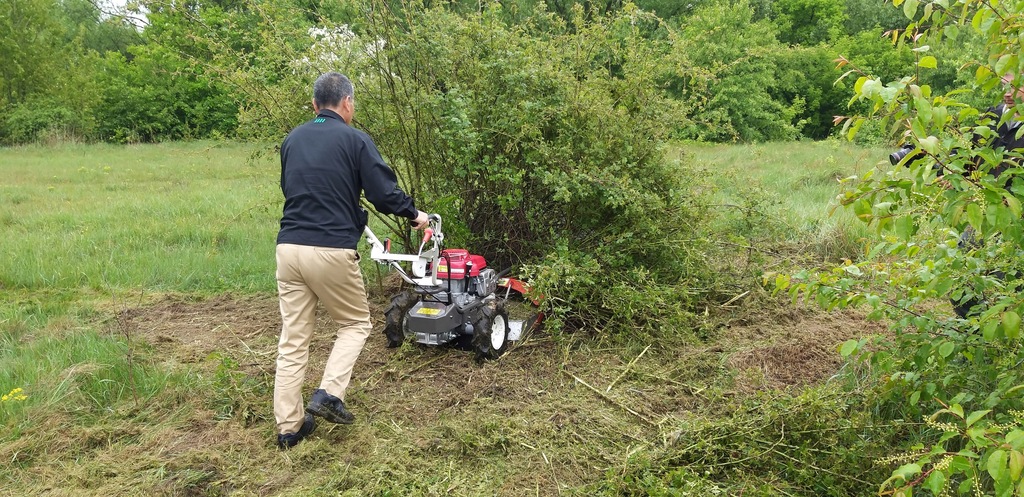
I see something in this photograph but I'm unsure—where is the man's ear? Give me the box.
[311,99,319,114]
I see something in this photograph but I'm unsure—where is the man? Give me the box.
[982,73,1024,179]
[952,73,1024,318]
[274,72,428,449]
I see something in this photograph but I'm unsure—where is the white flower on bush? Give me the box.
[293,24,386,75]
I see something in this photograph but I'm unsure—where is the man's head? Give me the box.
[1002,73,1024,107]
[312,72,355,124]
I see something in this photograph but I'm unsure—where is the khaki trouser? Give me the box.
[274,243,372,435]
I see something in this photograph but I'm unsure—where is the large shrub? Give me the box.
[187,1,717,337]
[340,3,714,336]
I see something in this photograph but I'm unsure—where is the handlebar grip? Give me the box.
[422,228,434,243]
[409,213,441,226]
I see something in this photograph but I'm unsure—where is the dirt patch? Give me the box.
[121,292,554,419]
[116,293,281,367]
[120,293,876,404]
[724,307,887,389]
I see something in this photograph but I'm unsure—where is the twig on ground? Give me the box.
[401,355,448,379]
[721,290,751,307]
[564,370,658,427]
[606,344,651,393]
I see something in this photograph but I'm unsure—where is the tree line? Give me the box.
[0,0,980,145]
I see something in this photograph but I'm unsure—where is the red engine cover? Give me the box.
[436,249,487,279]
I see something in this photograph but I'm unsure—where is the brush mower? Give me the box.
[363,214,542,361]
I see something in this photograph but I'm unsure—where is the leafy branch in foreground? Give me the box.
[776,0,1024,494]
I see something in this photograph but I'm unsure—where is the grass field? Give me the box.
[1,140,894,496]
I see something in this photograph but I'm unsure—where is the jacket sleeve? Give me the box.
[358,135,417,219]
[279,138,288,193]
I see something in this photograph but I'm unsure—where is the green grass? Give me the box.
[676,139,889,261]
[0,140,898,496]
[0,141,280,292]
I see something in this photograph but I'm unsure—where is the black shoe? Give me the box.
[305,388,355,424]
[277,413,316,449]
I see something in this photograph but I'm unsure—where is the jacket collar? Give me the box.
[316,108,345,123]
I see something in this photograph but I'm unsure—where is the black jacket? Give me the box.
[277,109,416,249]
[974,104,1024,181]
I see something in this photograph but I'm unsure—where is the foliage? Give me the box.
[779,0,1024,493]
[94,47,239,143]
[0,0,60,106]
[843,0,907,34]
[226,1,713,337]
[770,45,848,139]
[1,99,79,145]
[771,0,847,46]
[668,0,798,142]
[56,0,142,55]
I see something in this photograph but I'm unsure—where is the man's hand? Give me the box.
[411,210,429,230]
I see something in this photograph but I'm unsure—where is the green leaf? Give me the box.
[862,79,882,99]
[856,198,872,220]
[854,76,868,94]
[971,9,986,31]
[984,319,1001,341]
[976,65,994,85]
[925,470,946,495]
[1006,194,1022,219]
[920,135,940,154]
[967,202,983,231]
[966,410,991,428]
[895,215,916,239]
[1010,450,1023,481]
[995,54,1016,79]
[903,0,919,19]
[938,341,955,358]
[988,450,1008,481]
[895,462,922,480]
[1006,430,1024,450]
[1003,311,1021,340]
[839,339,859,357]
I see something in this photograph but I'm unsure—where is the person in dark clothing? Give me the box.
[274,72,428,449]
[952,74,1024,318]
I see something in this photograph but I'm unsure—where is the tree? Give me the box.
[842,0,906,34]
[56,0,142,56]
[771,0,846,46]
[770,45,847,139]
[0,0,60,105]
[670,0,797,141]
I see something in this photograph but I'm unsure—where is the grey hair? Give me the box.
[313,72,354,109]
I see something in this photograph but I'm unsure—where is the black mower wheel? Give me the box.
[383,291,417,348]
[472,303,510,361]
